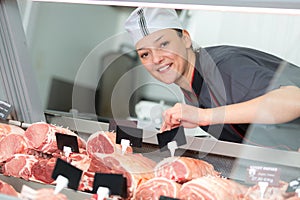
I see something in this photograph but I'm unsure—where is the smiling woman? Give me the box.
[135,29,194,87]
[2,0,299,140]
[124,6,300,149]
[1,1,300,200]
[11,0,300,115]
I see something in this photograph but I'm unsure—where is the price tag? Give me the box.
[286,177,300,193]
[51,158,83,190]
[109,119,137,132]
[92,173,127,198]
[246,166,281,187]
[157,126,186,152]
[116,125,143,148]
[55,132,79,153]
[0,100,13,120]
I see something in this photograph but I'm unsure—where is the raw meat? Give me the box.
[0,133,28,163]
[154,156,219,183]
[88,152,157,199]
[61,153,92,191]
[68,153,91,172]
[78,171,95,192]
[243,181,299,200]
[86,131,133,156]
[0,179,19,197]
[287,196,300,200]
[31,157,56,184]
[0,123,25,138]
[24,122,86,154]
[133,177,181,200]
[2,154,38,180]
[179,176,246,200]
[2,154,56,184]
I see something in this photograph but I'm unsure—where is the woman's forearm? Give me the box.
[205,86,300,125]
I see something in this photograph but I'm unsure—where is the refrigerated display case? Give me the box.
[0,0,300,199]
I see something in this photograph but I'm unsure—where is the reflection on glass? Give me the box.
[18,2,300,150]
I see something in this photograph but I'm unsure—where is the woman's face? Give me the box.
[135,29,193,85]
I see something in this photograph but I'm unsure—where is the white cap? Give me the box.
[124,7,183,45]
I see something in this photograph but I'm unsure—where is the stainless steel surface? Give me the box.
[48,115,300,168]
[0,174,92,200]
[0,194,19,200]
[0,0,45,123]
[31,0,300,10]
[49,115,108,134]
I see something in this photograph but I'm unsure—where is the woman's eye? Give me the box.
[160,41,169,48]
[140,52,148,58]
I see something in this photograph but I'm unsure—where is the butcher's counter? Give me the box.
[3,113,299,200]
[45,114,300,184]
[0,174,92,200]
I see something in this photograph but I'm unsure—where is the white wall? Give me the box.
[186,9,300,66]
[17,3,300,112]
[25,2,133,108]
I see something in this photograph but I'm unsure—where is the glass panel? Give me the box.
[17,1,300,149]
[9,1,300,198]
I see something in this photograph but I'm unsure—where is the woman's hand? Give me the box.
[160,103,210,132]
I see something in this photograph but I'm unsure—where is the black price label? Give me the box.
[55,132,79,153]
[157,126,186,152]
[246,166,280,187]
[0,100,13,120]
[286,177,300,193]
[116,125,143,148]
[92,173,127,198]
[51,158,83,190]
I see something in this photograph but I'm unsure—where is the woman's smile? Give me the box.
[157,63,172,73]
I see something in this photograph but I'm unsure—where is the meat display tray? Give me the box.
[0,174,92,200]
[47,115,300,183]
[0,194,19,200]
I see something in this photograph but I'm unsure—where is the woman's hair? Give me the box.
[173,28,199,51]
[174,29,183,37]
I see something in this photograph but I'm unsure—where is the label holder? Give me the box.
[55,132,79,153]
[156,126,187,152]
[51,158,83,191]
[92,173,127,198]
[116,125,143,148]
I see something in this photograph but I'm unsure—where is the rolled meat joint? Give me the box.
[133,177,181,200]
[244,181,300,200]
[0,123,25,138]
[2,154,56,184]
[86,131,133,156]
[0,123,28,164]
[179,176,247,200]
[88,152,157,199]
[0,179,19,197]
[0,132,29,163]
[24,122,86,154]
[2,154,39,181]
[154,156,220,183]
